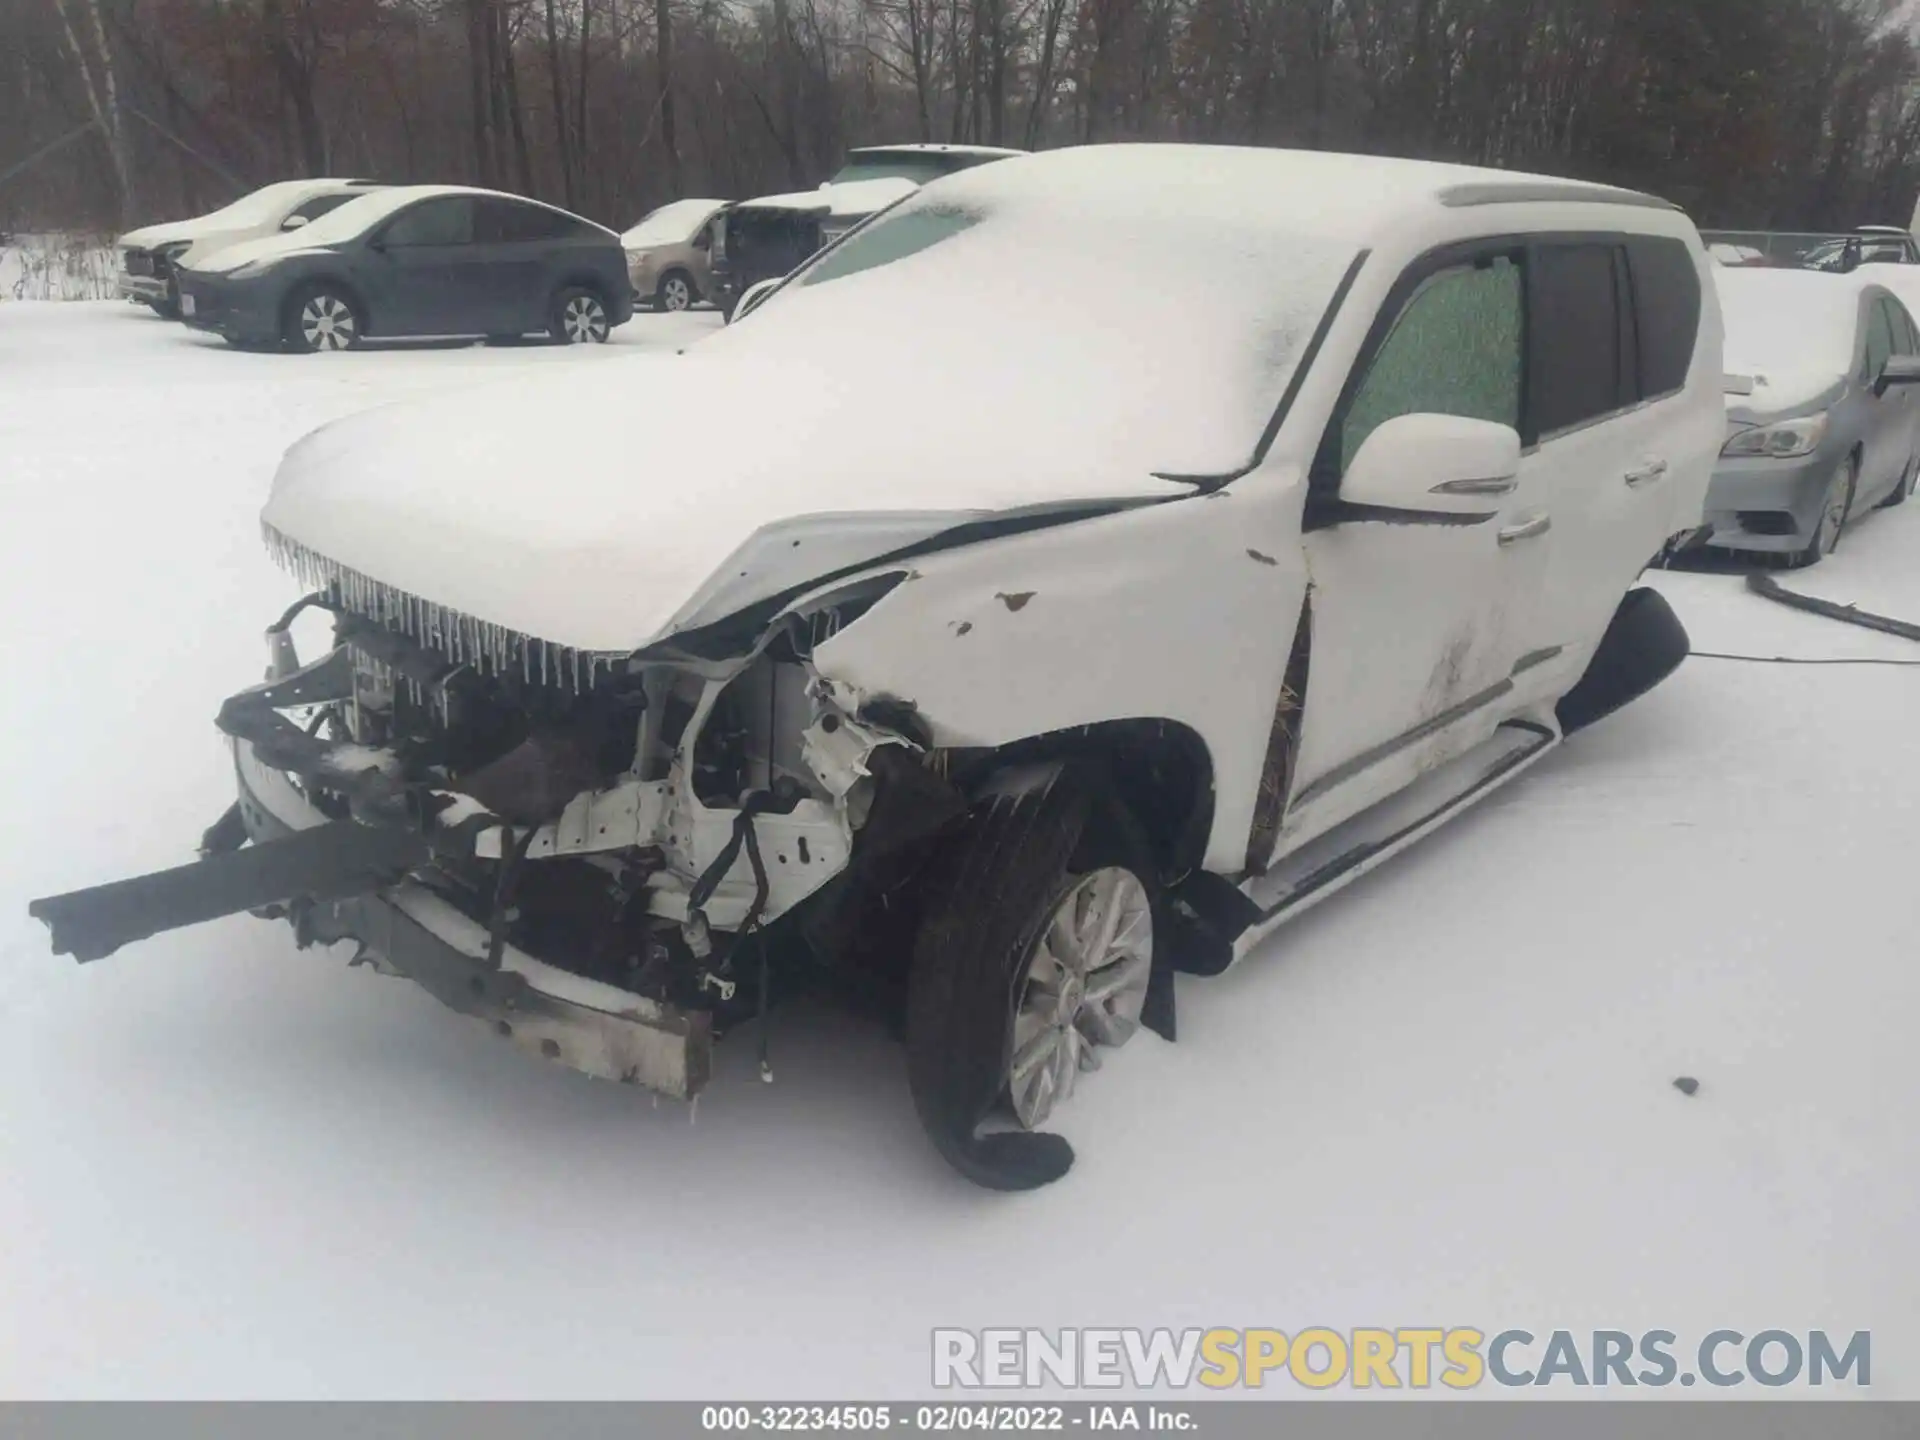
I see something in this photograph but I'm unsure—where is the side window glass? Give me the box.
[1529,243,1625,435]
[1626,237,1702,399]
[475,199,569,243]
[382,198,473,247]
[289,193,355,223]
[1864,302,1896,382]
[1336,257,1522,474]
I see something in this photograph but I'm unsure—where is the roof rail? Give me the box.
[1436,181,1678,213]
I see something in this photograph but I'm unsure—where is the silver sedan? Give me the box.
[1706,268,1920,565]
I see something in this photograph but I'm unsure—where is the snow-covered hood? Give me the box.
[264,170,1363,655]
[118,217,228,251]
[735,177,919,221]
[185,229,332,275]
[1723,367,1847,424]
[262,351,1182,654]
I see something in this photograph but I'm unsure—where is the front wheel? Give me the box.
[550,286,610,344]
[284,284,362,352]
[905,773,1158,1191]
[1791,454,1857,567]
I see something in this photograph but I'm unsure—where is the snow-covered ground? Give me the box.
[2,301,1917,1399]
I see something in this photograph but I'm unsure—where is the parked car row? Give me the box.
[114,142,1029,350]
[1700,225,1920,272]
[119,181,635,350]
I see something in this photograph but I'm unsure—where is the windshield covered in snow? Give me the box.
[1717,271,1861,375]
[622,198,723,248]
[725,173,1362,476]
[296,189,449,247]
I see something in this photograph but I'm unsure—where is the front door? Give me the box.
[1858,295,1920,505]
[362,196,475,336]
[1285,246,1552,845]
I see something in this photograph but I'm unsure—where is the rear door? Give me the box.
[471,198,572,335]
[363,196,474,336]
[1507,235,1708,705]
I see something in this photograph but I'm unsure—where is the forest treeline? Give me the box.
[4,0,1919,235]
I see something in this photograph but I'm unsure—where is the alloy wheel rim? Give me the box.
[663,278,690,310]
[301,296,355,351]
[564,296,607,342]
[1006,867,1154,1130]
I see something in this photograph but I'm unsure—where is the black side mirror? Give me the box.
[365,234,388,254]
[1875,355,1920,395]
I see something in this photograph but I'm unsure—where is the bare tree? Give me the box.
[49,0,134,222]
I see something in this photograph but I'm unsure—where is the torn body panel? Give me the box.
[802,477,1314,876]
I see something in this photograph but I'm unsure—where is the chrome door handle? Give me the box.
[1498,513,1552,546]
[1625,460,1670,488]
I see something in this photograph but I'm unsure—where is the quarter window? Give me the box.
[1335,256,1523,474]
[1891,299,1920,354]
[1864,301,1897,382]
[1529,243,1627,436]
[1625,237,1701,399]
[477,199,581,242]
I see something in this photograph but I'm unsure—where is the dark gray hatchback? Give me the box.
[176,185,634,352]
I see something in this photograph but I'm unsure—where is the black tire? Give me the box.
[654,269,697,313]
[282,283,363,353]
[1556,587,1691,737]
[549,285,610,344]
[1790,453,1857,567]
[905,768,1161,1192]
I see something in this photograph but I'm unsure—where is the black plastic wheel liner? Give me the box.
[1556,586,1691,736]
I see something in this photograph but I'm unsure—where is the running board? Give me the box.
[1232,721,1557,963]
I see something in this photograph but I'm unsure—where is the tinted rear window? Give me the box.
[1627,237,1702,397]
[1529,243,1625,435]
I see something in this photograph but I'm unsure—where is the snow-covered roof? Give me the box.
[187,185,613,273]
[731,177,920,220]
[621,198,726,248]
[911,143,1667,242]
[847,143,1027,159]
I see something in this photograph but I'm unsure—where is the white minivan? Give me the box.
[35,146,1722,1191]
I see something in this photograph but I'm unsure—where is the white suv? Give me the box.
[116,178,384,317]
[34,146,1721,1191]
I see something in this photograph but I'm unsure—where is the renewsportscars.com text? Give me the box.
[931,1328,1871,1391]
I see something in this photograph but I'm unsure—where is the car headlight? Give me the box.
[228,257,281,281]
[1721,412,1831,459]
